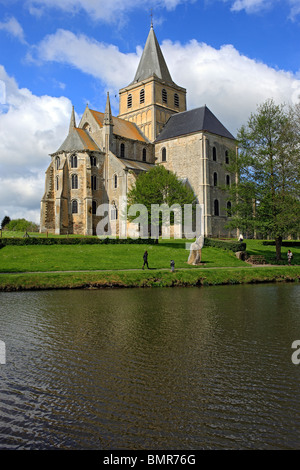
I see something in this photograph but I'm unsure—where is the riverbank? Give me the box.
[0,265,299,291]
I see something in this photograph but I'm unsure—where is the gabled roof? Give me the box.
[155,106,235,142]
[119,158,155,172]
[131,25,174,85]
[90,109,147,142]
[54,127,99,153]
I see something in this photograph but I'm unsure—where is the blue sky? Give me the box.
[0,0,300,224]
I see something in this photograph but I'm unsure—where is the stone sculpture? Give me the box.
[187,235,204,265]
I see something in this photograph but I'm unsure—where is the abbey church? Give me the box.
[40,25,237,237]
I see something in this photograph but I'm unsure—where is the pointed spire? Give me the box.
[103,92,113,126]
[69,105,76,132]
[132,25,173,84]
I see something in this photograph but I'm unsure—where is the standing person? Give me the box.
[287,249,293,266]
[142,250,149,269]
[170,260,175,272]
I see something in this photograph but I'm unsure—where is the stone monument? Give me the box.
[187,235,204,265]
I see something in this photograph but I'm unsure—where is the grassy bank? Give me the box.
[0,266,299,291]
[0,237,299,291]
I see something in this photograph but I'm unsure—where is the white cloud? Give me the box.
[0,65,73,223]
[229,0,274,13]
[220,0,300,18]
[32,29,300,134]
[161,39,300,134]
[0,16,26,43]
[26,0,192,23]
[29,29,139,91]
[288,0,300,19]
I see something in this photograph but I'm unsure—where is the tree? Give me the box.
[127,165,196,237]
[6,218,39,232]
[227,99,300,260]
[1,216,11,229]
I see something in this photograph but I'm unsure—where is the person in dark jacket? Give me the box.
[142,250,149,269]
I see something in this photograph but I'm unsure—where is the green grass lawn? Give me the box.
[0,237,299,274]
[0,240,246,273]
[244,239,300,265]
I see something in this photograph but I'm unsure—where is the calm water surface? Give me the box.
[0,284,300,450]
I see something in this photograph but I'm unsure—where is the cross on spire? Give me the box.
[150,8,153,28]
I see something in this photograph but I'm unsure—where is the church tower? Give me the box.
[118,24,186,142]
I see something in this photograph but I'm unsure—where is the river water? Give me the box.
[0,283,300,450]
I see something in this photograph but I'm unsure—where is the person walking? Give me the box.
[142,250,149,269]
[287,249,293,266]
[170,260,175,272]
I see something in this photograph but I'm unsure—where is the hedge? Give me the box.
[262,241,300,247]
[0,236,246,252]
[0,237,156,247]
[204,238,246,252]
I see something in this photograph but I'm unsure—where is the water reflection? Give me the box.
[0,284,300,449]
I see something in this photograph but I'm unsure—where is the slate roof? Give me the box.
[90,109,147,142]
[119,158,155,172]
[131,25,174,85]
[55,127,99,153]
[155,106,235,142]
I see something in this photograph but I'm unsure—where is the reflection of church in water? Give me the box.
[40,24,236,237]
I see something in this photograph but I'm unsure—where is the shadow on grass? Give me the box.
[158,242,191,250]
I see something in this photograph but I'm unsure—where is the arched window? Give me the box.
[227,201,232,217]
[120,143,125,158]
[114,174,118,189]
[226,175,231,186]
[72,200,78,214]
[83,122,92,133]
[56,176,59,191]
[174,93,179,108]
[55,156,60,170]
[225,150,229,164]
[90,156,97,167]
[213,172,218,187]
[70,154,77,168]
[92,200,97,215]
[91,175,97,191]
[162,88,167,104]
[214,199,219,216]
[140,89,145,104]
[162,147,166,162]
[71,174,78,189]
[213,147,217,161]
[142,148,146,162]
[111,202,118,220]
[127,94,132,108]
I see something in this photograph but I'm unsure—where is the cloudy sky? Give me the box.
[0,0,299,224]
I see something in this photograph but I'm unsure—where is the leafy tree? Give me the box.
[1,216,11,229]
[6,218,39,233]
[127,165,196,237]
[227,99,300,260]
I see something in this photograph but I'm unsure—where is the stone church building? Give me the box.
[40,25,237,237]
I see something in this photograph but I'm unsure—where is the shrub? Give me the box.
[204,238,246,252]
[0,237,156,246]
[262,241,300,247]
[6,218,39,232]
